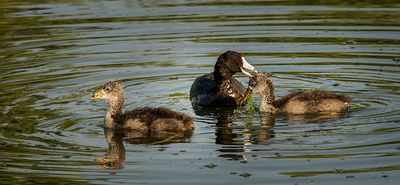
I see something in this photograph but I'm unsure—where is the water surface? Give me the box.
[1,0,400,184]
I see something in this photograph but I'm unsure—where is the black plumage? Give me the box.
[190,51,257,107]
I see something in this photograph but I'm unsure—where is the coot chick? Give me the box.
[246,73,351,114]
[92,81,194,132]
[190,51,257,107]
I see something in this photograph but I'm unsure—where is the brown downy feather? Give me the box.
[248,73,351,114]
[119,107,194,130]
[92,81,194,131]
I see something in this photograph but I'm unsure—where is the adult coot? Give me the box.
[190,51,257,107]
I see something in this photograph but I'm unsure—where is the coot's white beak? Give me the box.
[240,57,258,77]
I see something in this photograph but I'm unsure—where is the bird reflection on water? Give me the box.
[96,128,193,169]
[96,101,350,169]
[193,106,275,146]
[96,129,125,169]
[193,104,350,161]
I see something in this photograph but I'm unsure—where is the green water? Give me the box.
[0,0,399,184]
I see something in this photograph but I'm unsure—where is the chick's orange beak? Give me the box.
[91,90,104,100]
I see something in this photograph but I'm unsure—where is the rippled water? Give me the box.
[1,0,400,184]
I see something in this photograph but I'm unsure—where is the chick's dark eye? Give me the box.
[105,88,110,91]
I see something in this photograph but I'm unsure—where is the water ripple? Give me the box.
[0,0,399,184]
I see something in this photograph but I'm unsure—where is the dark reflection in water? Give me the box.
[97,129,126,169]
[251,113,275,145]
[193,106,240,145]
[194,104,351,146]
[122,128,193,145]
[216,112,275,161]
[284,112,351,124]
[194,105,276,145]
[97,128,193,169]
